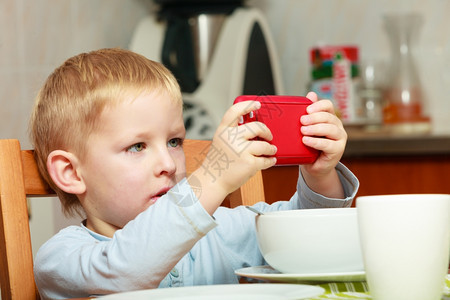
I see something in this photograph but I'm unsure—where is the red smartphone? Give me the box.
[233,95,319,165]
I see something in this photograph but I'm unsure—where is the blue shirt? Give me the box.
[34,164,358,299]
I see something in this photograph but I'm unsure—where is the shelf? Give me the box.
[344,127,450,157]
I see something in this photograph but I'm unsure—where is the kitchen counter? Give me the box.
[344,127,450,157]
[263,127,450,204]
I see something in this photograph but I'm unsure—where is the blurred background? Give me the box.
[1,0,449,256]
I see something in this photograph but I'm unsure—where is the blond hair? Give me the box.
[30,48,182,217]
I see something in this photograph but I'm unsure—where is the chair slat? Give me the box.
[0,140,39,299]
[21,150,55,196]
[183,139,265,207]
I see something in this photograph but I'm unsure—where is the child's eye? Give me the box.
[127,143,146,152]
[168,138,183,148]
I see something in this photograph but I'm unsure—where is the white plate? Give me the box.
[235,265,366,283]
[98,283,324,300]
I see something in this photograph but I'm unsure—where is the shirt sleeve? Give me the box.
[184,163,359,286]
[34,178,217,299]
[296,162,359,209]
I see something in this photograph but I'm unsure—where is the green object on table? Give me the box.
[307,275,450,300]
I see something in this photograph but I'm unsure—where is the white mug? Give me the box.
[357,194,450,300]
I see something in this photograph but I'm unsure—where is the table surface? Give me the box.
[310,274,449,299]
[82,273,449,299]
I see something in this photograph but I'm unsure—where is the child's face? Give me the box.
[78,91,186,236]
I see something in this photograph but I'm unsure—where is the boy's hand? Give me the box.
[299,92,347,198]
[190,101,277,213]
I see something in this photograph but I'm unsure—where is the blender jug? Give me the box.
[382,13,430,133]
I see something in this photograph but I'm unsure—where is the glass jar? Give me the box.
[382,13,430,133]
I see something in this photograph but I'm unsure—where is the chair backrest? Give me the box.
[0,139,48,299]
[183,139,265,207]
[0,139,265,299]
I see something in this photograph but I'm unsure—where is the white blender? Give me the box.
[130,0,284,139]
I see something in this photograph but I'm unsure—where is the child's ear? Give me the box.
[47,150,86,195]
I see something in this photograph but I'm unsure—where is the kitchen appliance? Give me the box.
[129,0,284,139]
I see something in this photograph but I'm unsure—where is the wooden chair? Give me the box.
[0,139,265,299]
[184,139,265,207]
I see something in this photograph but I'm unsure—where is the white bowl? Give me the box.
[255,208,364,274]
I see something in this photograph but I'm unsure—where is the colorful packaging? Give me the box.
[309,45,362,124]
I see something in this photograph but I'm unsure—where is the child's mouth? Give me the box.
[150,189,170,203]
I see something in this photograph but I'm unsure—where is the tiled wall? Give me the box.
[0,0,153,148]
[1,0,449,255]
[0,0,154,256]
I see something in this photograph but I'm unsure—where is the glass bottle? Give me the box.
[382,13,430,132]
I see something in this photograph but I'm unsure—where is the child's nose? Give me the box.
[154,148,176,176]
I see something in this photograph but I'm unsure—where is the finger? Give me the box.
[306,92,318,102]
[302,135,345,155]
[217,121,273,149]
[242,121,273,141]
[306,99,335,114]
[255,156,277,170]
[221,101,261,127]
[301,111,343,128]
[246,140,277,157]
[301,123,346,141]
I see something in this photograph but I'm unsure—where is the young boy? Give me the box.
[30,48,358,299]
